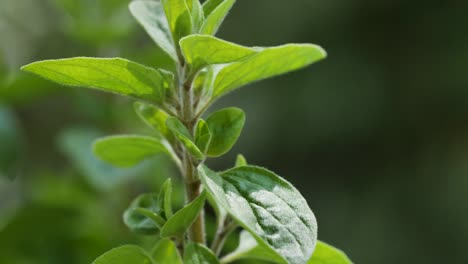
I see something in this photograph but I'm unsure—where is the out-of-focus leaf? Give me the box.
[129,1,178,62]
[152,238,183,264]
[0,105,22,179]
[235,154,247,167]
[184,242,220,264]
[308,241,353,264]
[160,192,206,238]
[134,102,175,142]
[205,107,245,157]
[199,166,317,264]
[200,0,235,35]
[123,193,165,235]
[158,178,174,219]
[92,245,154,264]
[22,57,174,104]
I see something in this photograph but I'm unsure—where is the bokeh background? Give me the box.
[1,0,468,263]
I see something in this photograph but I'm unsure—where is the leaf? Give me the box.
[134,102,174,142]
[21,57,174,104]
[152,238,183,264]
[212,44,327,99]
[198,166,317,264]
[202,0,223,16]
[129,1,178,62]
[92,245,154,264]
[93,135,172,168]
[160,192,206,238]
[308,241,353,264]
[235,154,247,167]
[123,193,166,235]
[161,0,193,44]
[184,243,220,264]
[166,117,205,160]
[0,105,22,180]
[158,178,174,219]
[221,230,286,264]
[205,107,245,157]
[179,35,256,70]
[200,0,235,35]
[194,119,212,154]
[190,0,205,32]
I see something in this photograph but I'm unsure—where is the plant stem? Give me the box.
[211,218,238,256]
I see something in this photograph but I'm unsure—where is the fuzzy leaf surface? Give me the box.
[205,107,245,157]
[92,245,153,264]
[184,243,220,264]
[199,166,317,264]
[21,57,173,104]
[308,242,353,264]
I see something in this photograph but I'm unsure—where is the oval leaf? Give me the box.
[166,117,205,160]
[92,245,154,264]
[160,192,206,238]
[134,102,174,142]
[198,166,317,264]
[152,238,183,264]
[21,57,173,104]
[123,193,165,235]
[194,119,212,154]
[205,107,245,157]
[93,135,172,168]
[129,1,178,62]
[308,241,353,264]
[200,0,235,35]
[184,243,220,264]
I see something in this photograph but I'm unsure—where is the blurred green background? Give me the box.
[1,0,468,263]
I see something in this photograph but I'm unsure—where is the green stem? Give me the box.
[211,218,237,256]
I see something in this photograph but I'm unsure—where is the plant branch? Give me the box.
[211,217,238,256]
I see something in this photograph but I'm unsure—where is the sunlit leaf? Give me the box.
[235,154,247,167]
[200,0,235,35]
[308,241,353,264]
[152,238,183,264]
[161,0,193,44]
[205,107,245,157]
[92,245,154,264]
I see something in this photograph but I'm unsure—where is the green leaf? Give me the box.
[134,102,174,142]
[221,230,286,264]
[198,166,317,264]
[200,0,235,35]
[92,245,154,264]
[160,192,206,238]
[158,178,174,219]
[21,57,174,104]
[161,0,193,44]
[93,135,173,168]
[205,107,245,157]
[180,35,256,70]
[129,1,178,62]
[202,0,223,16]
[184,243,220,264]
[123,193,166,235]
[190,0,205,32]
[166,117,205,160]
[212,43,327,99]
[308,241,353,264]
[152,238,183,264]
[235,154,247,167]
[194,119,212,154]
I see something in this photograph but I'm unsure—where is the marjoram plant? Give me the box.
[21,0,353,263]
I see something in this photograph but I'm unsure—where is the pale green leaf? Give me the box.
[202,0,223,16]
[190,0,205,32]
[160,192,206,238]
[205,107,245,157]
[235,154,247,167]
[161,0,193,44]
[308,241,353,264]
[134,102,174,142]
[194,119,212,154]
[93,135,171,168]
[184,243,220,264]
[129,1,178,61]
[92,245,154,264]
[200,0,235,35]
[213,44,327,99]
[123,193,166,235]
[198,166,317,264]
[179,35,256,70]
[21,57,173,104]
[221,230,286,264]
[158,178,174,219]
[166,117,205,160]
[152,238,183,264]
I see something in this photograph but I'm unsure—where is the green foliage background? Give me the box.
[1,0,467,263]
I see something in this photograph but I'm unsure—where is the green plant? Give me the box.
[21,0,352,263]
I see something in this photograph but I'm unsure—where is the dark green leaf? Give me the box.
[92,245,154,264]
[205,107,245,157]
[134,102,174,142]
[21,57,174,104]
[161,0,193,44]
[194,119,212,154]
[93,135,175,168]
[0,105,22,180]
[129,1,178,62]
[158,178,174,219]
[200,0,235,35]
[184,243,220,264]
[166,117,205,160]
[180,35,256,70]
[160,192,206,238]
[198,166,317,264]
[152,238,183,264]
[308,241,353,264]
[202,0,223,16]
[123,193,166,235]
[235,154,247,167]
